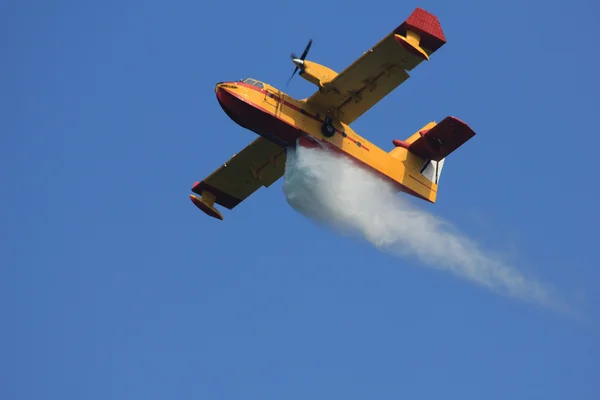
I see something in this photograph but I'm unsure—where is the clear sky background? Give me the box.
[3,0,600,399]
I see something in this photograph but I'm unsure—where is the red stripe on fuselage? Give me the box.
[220,82,432,201]
[216,87,303,146]
[233,81,370,151]
[217,83,433,202]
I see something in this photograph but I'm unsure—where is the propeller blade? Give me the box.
[300,39,312,60]
[286,39,313,87]
[286,66,299,85]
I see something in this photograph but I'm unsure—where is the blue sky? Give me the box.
[3,0,600,398]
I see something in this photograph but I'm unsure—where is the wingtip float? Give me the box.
[190,7,476,221]
[189,194,223,221]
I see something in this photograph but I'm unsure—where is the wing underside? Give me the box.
[190,136,286,219]
[306,8,447,125]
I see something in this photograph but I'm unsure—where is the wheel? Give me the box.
[321,122,335,137]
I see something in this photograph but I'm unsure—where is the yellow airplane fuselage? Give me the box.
[215,79,438,202]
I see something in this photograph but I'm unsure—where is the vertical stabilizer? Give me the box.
[420,158,445,185]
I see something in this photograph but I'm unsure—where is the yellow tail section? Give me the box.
[389,116,476,202]
[389,121,445,202]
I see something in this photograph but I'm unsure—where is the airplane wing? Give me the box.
[190,136,286,220]
[305,8,447,125]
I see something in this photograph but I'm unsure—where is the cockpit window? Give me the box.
[242,78,264,89]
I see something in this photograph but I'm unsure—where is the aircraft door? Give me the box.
[264,88,281,117]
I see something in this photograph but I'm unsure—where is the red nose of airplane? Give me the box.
[216,81,234,104]
[215,82,247,129]
[215,82,231,107]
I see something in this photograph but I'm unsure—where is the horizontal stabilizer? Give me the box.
[393,116,476,161]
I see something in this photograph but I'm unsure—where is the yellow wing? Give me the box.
[306,8,447,125]
[190,136,286,220]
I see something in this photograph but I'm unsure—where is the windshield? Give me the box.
[241,78,265,89]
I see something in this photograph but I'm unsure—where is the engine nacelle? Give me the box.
[298,60,338,88]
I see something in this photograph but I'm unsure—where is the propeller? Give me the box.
[286,39,312,85]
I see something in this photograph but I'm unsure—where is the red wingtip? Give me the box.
[406,8,446,43]
[395,8,446,53]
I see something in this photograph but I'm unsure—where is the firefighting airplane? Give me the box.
[190,7,476,220]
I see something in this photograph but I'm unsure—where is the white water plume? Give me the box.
[282,144,566,311]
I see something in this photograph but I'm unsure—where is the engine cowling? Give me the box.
[295,60,338,88]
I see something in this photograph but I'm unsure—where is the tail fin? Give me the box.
[389,116,476,193]
[419,157,445,185]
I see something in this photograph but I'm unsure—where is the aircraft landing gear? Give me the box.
[321,116,335,138]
